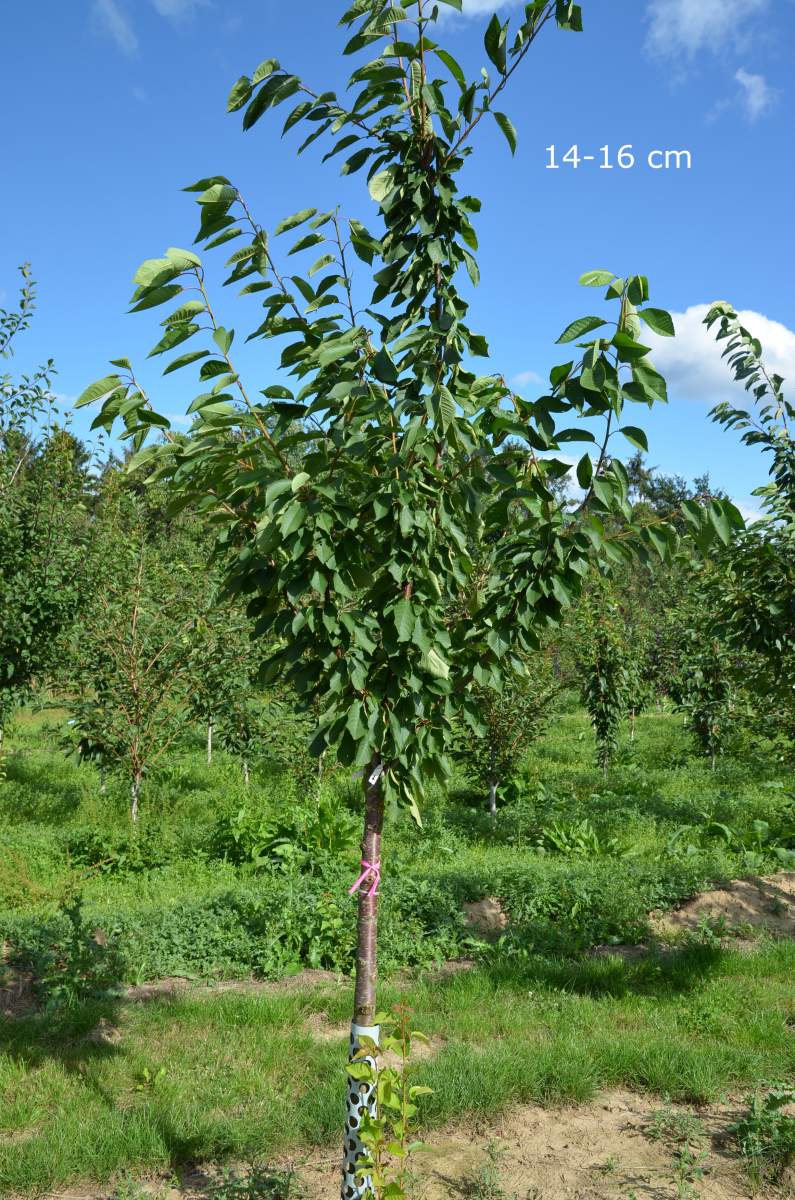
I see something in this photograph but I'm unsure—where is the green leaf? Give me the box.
[576,454,593,489]
[75,375,123,408]
[434,48,466,89]
[627,275,649,305]
[165,246,201,268]
[130,284,182,313]
[183,175,231,193]
[199,359,231,380]
[288,232,324,256]
[439,386,456,431]
[252,58,279,85]
[265,478,292,505]
[579,270,614,287]
[639,307,675,337]
[619,425,649,452]
[132,259,171,289]
[484,15,507,74]
[163,349,209,376]
[275,208,318,236]
[423,647,449,680]
[368,168,394,205]
[279,502,306,537]
[212,327,234,355]
[163,300,206,325]
[227,75,252,112]
[556,315,606,344]
[708,502,732,545]
[493,111,517,155]
[394,599,414,643]
[372,347,398,385]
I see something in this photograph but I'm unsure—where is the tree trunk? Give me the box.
[342,756,385,1200]
[242,759,250,787]
[207,718,213,766]
[630,710,636,742]
[130,772,141,823]
[99,765,107,795]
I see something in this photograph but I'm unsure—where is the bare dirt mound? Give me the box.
[463,895,509,940]
[655,872,795,939]
[23,1089,789,1200]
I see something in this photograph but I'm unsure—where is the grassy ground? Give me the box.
[2,942,794,1194]
[1,707,794,1194]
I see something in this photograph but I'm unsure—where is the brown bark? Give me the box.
[352,755,385,1027]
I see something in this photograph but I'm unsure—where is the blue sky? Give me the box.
[2,0,793,516]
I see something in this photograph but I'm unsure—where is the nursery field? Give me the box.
[2,709,794,1199]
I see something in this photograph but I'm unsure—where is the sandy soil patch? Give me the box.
[20,1088,792,1199]
[655,872,795,940]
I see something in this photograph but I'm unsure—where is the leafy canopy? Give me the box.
[79,0,734,818]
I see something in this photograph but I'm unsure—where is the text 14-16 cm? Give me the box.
[546,144,692,170]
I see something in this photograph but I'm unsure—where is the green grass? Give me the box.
[1,704,794,1193]
[1,941,794,1194]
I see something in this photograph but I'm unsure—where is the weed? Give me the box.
[4,892,125,1012]
[466,1141,515,1200]
[730,1082,795,1188]
[134,1065,167,1093]
[670,1142,709,1199]
[208,1165,300,1200]
[598,1154,619,1174]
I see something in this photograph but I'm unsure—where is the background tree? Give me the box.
[575,580,631,771]
[676,628,738,768]
[454,651,561,818]
[187,598,262,768]
[80,3,735,1192]
[61,485,206,821]
[704,302,795,758]
[0,267,91,750]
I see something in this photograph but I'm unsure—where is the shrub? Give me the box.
[4,894,125,1011]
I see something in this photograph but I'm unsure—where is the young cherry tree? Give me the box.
[62,485,206,821]
[453,652,562,818]
[79,2,734,1192]
[704,303,795,754]
[575,580,631,771]
[0,267,90,748]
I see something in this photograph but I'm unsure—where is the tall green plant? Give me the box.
[704,303,795,755]
[454,653,561,817]
[0,267,90,742]
[79,3,733,1191]
[61,485,206,820]
[576,583,631,771]
[676,629,737,768]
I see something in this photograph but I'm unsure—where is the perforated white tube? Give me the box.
[341,1021,380,1200]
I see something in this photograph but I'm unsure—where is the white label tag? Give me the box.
[368,762,384,786]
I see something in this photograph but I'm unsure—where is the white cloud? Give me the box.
[150,0,209,17]
[511,369,543,389]
[734,67,775,120]
[733,499,764,524]
[92,0,138,55]
[645,0,768,59]
[643,304,795,404]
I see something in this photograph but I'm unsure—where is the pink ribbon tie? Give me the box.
[349,859,381,899]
